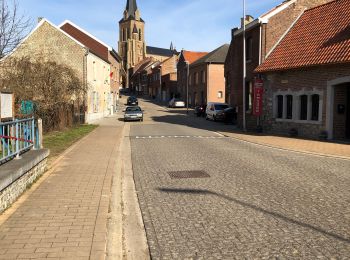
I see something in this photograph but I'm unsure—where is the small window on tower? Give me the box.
[139,29,142,41]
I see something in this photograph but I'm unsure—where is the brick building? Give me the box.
[187,44,229,107]
[225,0,333,130]
[129,57,154,95]
[177,50,208,102]
[147,54,178,102]
[60,20,123,113]
[3,19,116,123]
[256,0,350,140]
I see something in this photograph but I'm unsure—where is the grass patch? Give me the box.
[43,124,98,159]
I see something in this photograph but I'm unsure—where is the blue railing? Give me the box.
[0,118,35,165]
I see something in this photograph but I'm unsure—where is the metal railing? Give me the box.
[0,118,35,165]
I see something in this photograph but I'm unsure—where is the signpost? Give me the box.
[0,92,14,122]
[253,79,264,116]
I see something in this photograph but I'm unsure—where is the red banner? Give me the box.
[253,79,264,116]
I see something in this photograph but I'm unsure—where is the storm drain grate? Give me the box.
[168,170,210,179]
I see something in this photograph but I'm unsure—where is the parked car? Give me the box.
[127,96,138,106]
[194,104,207,117]
[205,102,230,121]
[223,107,237,124]
[168,98,185,108]
[124,106,143,122]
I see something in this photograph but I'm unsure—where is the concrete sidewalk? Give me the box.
[0,117,123,260]
[219,130,350,159]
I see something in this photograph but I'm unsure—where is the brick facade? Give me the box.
[225,0,333,130]
[187,63,226,107]
[261,63,350,139]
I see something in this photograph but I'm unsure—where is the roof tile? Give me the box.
[183,51,209,64]
[256,0,350,73]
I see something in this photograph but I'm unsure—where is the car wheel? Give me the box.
[206,115,209,120]
[213,115,217,122]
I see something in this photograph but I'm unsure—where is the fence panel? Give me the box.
[0,118,35,165]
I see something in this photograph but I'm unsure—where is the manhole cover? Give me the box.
[168,170,210,179]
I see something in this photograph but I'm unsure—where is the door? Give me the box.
[346,87,350,138]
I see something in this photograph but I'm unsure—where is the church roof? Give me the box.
[126,0,137,17]
[146,46,177,57]
[120,0,144,23]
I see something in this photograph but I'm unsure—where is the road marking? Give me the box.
[133,135,227,140]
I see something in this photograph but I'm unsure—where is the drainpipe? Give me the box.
[83,48,89,123]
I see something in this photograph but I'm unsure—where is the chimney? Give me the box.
[231,27,239,39]
[37,17,43,23]
[241,15,254,28]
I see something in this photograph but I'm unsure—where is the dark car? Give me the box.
[127,96,138,106]
[124,106,143,122]
[223,107,237,124]
[194,104,207,117]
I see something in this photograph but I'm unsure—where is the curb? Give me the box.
[219,132,350,161]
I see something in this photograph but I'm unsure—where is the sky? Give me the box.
[20,0,283,52]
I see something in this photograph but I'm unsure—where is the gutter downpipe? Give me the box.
[83,48,89,124]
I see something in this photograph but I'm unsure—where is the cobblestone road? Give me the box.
[131,99,350,259]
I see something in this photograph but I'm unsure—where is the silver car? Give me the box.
[124,106,143,122]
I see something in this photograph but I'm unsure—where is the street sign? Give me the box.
[253,79,264,116]
[20,100,34,115]
[0,92,14,120]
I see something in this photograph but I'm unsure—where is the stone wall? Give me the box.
[0,149,49,214]
[9,20,86,82]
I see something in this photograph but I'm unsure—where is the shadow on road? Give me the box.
[157,187,350,244]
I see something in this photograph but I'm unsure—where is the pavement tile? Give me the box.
[0,118,123,259]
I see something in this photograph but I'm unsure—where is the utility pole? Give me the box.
[242,0,247,131]
[185,61,189,114]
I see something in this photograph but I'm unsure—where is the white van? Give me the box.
[206,102,230,121]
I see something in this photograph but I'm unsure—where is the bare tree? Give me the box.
[0,57,88,131]
[0,0,31,58]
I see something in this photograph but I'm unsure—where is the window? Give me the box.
[245,81,253,111]
[195,72,199,85]
[311,94,320,121]
[218,91,223,99]
[277,95,283,118]
[139,29,142,41]
[189,75,192,86]
[300,95,308,120]
[286,95,293,119]
[246,37,253,61]
[127,28,130,39]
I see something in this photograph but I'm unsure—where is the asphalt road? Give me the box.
[126,97,350,259]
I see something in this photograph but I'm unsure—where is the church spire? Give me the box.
[125,0,138,17]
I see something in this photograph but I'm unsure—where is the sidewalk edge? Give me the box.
[219,132,350,161]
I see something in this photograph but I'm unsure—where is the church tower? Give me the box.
[119,0,146,87]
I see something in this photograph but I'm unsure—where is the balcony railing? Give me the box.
[0,118,35,165]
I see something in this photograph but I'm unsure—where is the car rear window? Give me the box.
[215,104,229,110]
[126,107,141,112]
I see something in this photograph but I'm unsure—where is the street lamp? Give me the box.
[242,0,247,131]
[185,61,189,114]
